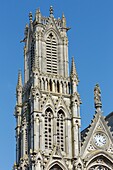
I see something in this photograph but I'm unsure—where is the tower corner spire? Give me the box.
[35,8,42,23]
[16,70,22,90]
[62,13,66,27]
[70,56,79,82]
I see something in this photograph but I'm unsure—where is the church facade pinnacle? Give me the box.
[14,7,113,170]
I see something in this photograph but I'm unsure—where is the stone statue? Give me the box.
[94,84,102,109]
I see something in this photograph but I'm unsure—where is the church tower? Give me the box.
[14,7,81,170]
[14,6,113,170]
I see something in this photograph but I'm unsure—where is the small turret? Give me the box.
[35,8,42,23]
[16,70,22,105]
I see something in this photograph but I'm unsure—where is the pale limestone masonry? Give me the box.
[14,7,113,170]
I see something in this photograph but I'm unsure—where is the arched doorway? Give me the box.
[50,164,63,170]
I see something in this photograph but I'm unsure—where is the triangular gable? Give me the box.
[81,111,113,159]
[43,16,62,39]
[36,151,43,161]
[42,93,55,112]
[30,86,41,99]
[56,96,71,118]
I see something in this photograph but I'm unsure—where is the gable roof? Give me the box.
[81,110,113,159]
[81,111,113,143]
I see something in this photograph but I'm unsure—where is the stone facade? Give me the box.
[14,7,113,170]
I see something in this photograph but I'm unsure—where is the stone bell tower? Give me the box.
[14,6,81,170]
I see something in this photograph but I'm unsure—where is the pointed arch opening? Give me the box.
[57,109,65,151]
[49,79,52,91]
[30,39,35,71]
[87,154,113,170]
[46,32,58,74]
[50,164,63,170]
[45,108,53,149]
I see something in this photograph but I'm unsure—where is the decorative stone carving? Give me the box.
[94,84,102,109]
[89,165,110,170]
[97,124,103,130]
[87,144,95,152]
[107,144,113,153]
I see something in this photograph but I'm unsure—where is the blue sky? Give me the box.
[0,1,113,169]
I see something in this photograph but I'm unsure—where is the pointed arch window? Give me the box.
[57,110,65,151]
[46,33,58,74]
[45,108,53,149]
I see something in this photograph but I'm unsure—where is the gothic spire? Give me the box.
[71,56,78,79]
[70,57,79,94]
[94,84,102,111]
[17,70,22,89]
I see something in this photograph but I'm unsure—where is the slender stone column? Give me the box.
[40,116,45,150]
[67,119,72,157]
[53,116,57,146]
[34,116,40,151]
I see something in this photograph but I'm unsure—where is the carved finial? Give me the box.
[13,162,17,170]
[94,84,102,110]
[50,6,54,17]
[24,24,28,36]
[29,12,33,22]
[35,8,41,23]
[62,13,66,27]
[37,8,40,13]
[29,12,33,32]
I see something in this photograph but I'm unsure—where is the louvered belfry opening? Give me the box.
[46,33,58,74]
[45,108,53,149]
[30,40,34,70]
[57,110,65,151]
